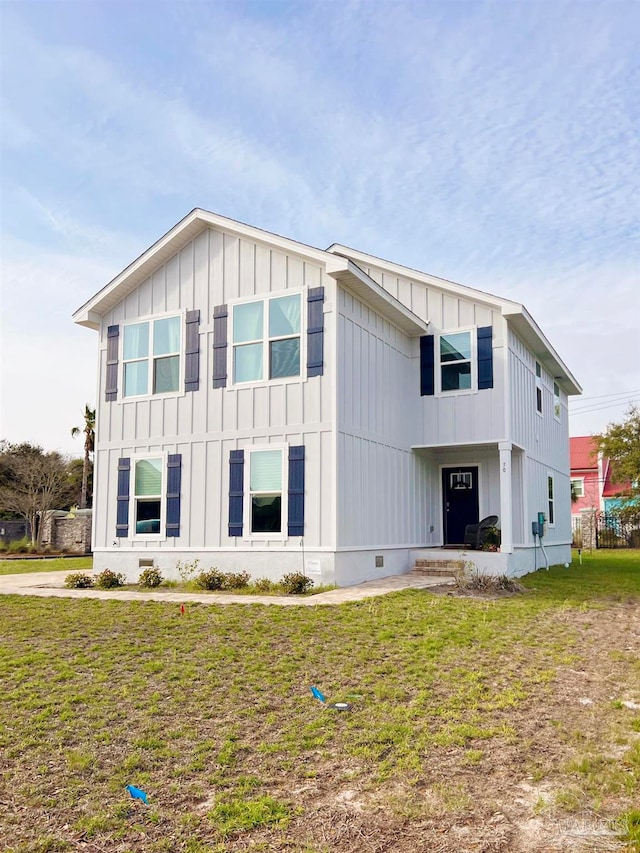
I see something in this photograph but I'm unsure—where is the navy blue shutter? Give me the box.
[477,326,494,390]
[287,445,305,537]
[116,457,130,537]
[166,454,182,537]
[228,450,244,537]
[185,311,200,392]
[213,305,228,388]
[307,287,325,377]
[420,335,435,396]
[106,325,119,401]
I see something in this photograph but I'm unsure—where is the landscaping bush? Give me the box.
[455,572,524,593]
[7,537,30,554]
[176,558,200,583]
[95,569,126,589]
[138,566,163,588]
[223,571,251,590]
[280,572,314,595]
[64,572,95,589]
[194,568,226,590]
[254,577,276,593]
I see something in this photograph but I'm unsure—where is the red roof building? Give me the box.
[570,436,630,514]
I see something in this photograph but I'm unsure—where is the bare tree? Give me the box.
[71,405,95,509]
[0,442,75,547]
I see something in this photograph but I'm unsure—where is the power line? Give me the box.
[570,397,638,416]
[569,389,640,404]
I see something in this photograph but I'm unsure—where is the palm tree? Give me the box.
[71,405,95,509]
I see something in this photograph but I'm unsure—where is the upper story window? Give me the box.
[123,315,181,397]
[232,294,301,384]
[535,362,543,414]
[554,382,561,420]
[439,330,473,392]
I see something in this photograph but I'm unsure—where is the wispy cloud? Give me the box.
[0,0,638,449]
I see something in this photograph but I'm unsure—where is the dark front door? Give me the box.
[442,466,479,545]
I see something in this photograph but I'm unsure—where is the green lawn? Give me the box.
[0,556,93,575]
[0,551,638,852]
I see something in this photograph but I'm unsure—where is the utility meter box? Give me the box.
[532,513,546,538]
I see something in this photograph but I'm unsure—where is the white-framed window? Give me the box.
[554,382,561,420]
[535,362,543,415]
[547,474,555,526]
[232,293,302,384]
[132,456,165,536]
[571,478,584,498]
[437,329,475,393]
[245,446,287,536]
[123,314,182,397]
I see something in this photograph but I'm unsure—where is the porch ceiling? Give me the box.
[411,440,525,454]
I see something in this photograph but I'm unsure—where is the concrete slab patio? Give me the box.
[0,570,454,606]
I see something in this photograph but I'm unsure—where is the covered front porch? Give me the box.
[411,439,527,557]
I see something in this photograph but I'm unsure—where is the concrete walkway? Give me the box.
[0,570,453,606]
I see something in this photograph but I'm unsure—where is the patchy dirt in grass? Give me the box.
[200,602,638,853]
[1,595,638,852]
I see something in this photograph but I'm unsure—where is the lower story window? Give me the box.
[249,449,283,533]
[547,475,555,526]
[134,458,163,534]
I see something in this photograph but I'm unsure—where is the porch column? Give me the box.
[498,441,513,553]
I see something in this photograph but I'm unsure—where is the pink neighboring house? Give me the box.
[570,436,630,515]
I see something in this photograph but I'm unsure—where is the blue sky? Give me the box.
[1,0,638,455]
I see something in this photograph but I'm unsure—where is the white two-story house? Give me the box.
[73,209,581,586]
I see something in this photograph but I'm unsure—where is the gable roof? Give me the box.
[72,208,427,337]
[328,244,581,396]
[73,207,581,393]
[570,436,598,471]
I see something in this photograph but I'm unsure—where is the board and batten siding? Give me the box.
[93,226,335,554]
[353,261,506,446]
[508,328,571,545]
[336,285,429,548]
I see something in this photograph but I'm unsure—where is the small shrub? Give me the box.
[254,577,275,593]
[65,572,95,589]
[95,569,126,589]
[7,536,30,554]
[176,558,200,583]
[195,568,226,590]
[223,571,251,590]
[455,572,524,593]
[138,566,163,588]
[280,572,314,595]
[0,540,7,552]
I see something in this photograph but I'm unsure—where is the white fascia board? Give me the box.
[326,243,518,313]
[326,257,428,336]
[75,310,102,331]
[73,208,339,327]
[502,304,582,396]
[411,439,527,452]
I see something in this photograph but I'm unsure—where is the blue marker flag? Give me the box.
[126,784,148,804]
[310,686,326,703]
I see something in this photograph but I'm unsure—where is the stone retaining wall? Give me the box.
[40,515,92,555]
